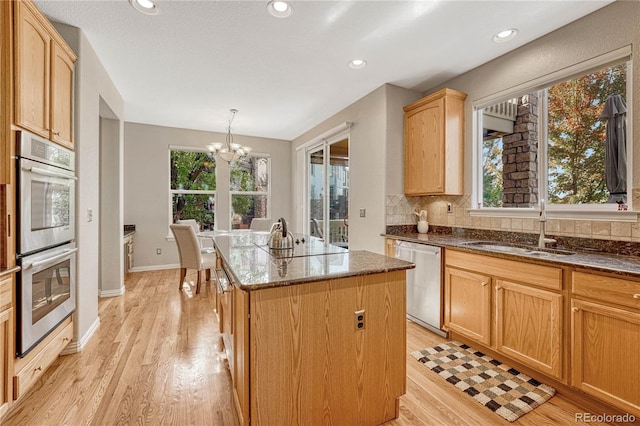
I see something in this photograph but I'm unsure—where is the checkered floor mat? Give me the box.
[412,341,556,422]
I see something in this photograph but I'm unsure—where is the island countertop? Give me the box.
[199,230,414,291]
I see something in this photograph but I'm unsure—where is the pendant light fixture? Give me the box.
[207,109,253,163]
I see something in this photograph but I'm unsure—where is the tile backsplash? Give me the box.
[386,192,640,242]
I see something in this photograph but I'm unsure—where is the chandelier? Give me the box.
[207,109,253,163]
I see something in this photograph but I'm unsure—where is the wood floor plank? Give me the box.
[2,268,625,425]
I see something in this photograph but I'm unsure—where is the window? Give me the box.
[170,149,216,230]
[230,154,270,229]
[476,58,630,213]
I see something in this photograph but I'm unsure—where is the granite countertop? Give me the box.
[383,232,640,278]
[199,230,414,291]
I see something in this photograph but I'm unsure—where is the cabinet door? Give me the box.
[404,98,444,195]
[233,286,249,426]
[496,280,563,379]
[1,0,11,185]
[444,266,491,345]
[0,307,13,418]
[0,275,14,418]
[571,299,640,415]
[50,41,74,149]
[15,2,50,138]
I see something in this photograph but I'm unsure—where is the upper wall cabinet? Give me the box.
[14,0,76,150]
[1,0,12,185]
[403,88,466,195]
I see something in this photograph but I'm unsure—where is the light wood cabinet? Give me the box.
[1,0,12,185]
[495,279,563,379]
[14,0,76,149]
[444,266,491,345]
[50,41,74,148]
[403,88,466,195]
[232,285,249,426]
[385,237,395,257]
[13,317,72,401]
[0,275,14,418]
[444,249,564,380]
[228,271,406,425]
[571,271,640,416]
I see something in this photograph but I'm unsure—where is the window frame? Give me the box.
[228,152,271,229]
[471,46,635,221]
[167,145,217,237]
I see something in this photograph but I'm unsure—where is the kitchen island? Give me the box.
[200,230,414,426]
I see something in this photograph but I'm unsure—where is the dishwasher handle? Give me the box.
[394,240,441,256]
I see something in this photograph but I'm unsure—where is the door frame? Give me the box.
[295,122,351,239]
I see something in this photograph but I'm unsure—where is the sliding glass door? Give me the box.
[306,137,349,247]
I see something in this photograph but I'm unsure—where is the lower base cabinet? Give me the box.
[444,250,563,380]
[13,317,72,401]
[0,307,12,418]
[230,271,406,426]
[444,266,491,345]
[571,270,640,416]
[495,280,563,380]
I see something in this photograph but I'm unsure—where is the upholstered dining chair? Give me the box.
[177,219,214,252]
[249,217,273,231]
[170,223,216,294]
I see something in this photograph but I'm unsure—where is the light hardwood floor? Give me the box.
[3,269,621,425]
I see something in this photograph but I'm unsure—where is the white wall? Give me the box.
[99,114,124,297]
[429,0,640,195]
[123,122,291,269]
[54,23,125,350]
[291,84,421,254]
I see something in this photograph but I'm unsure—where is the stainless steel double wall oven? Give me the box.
[16,130,77,357]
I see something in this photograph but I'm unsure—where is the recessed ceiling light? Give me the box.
[129,0,159,15]
[267,1,293,18]
[492,28,518,43]
[349,59,367,69]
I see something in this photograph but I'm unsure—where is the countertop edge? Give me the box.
[235,259,414,292]
[382,233,640,279]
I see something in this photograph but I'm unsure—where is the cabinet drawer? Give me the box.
[0,276,11,312]
[572,271,640,310]
[14,320,73,400]
[446,249,562,291]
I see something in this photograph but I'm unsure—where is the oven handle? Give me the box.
[22,166,78,181]
[23,248,78,270]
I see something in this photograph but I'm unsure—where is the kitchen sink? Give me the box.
[460,241,575,257]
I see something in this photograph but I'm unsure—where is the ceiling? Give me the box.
[35,0,612,141]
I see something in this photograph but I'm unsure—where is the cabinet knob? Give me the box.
[34,366,42,372]
[482,282,488,287]
[53,131,61,136]
[633,294,640,299]
[571,307,579,313]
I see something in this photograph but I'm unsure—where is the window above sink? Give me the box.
[471,46,636,222]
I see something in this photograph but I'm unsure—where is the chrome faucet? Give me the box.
[538,200,547,248]
[538,200,556,248]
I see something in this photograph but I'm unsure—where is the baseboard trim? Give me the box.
[61,316,101,355]
[130,263,179,272]
[99,286,125,298]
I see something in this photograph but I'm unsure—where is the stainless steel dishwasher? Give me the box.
[394,240,446,337]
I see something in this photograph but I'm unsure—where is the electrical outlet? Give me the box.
[447,203,453,213]
[359,208,366,218]
[354,309,365,331]
[87,208,93,222]
[156,248,162,255]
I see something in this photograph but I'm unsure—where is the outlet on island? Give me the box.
[156,248,161,255]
